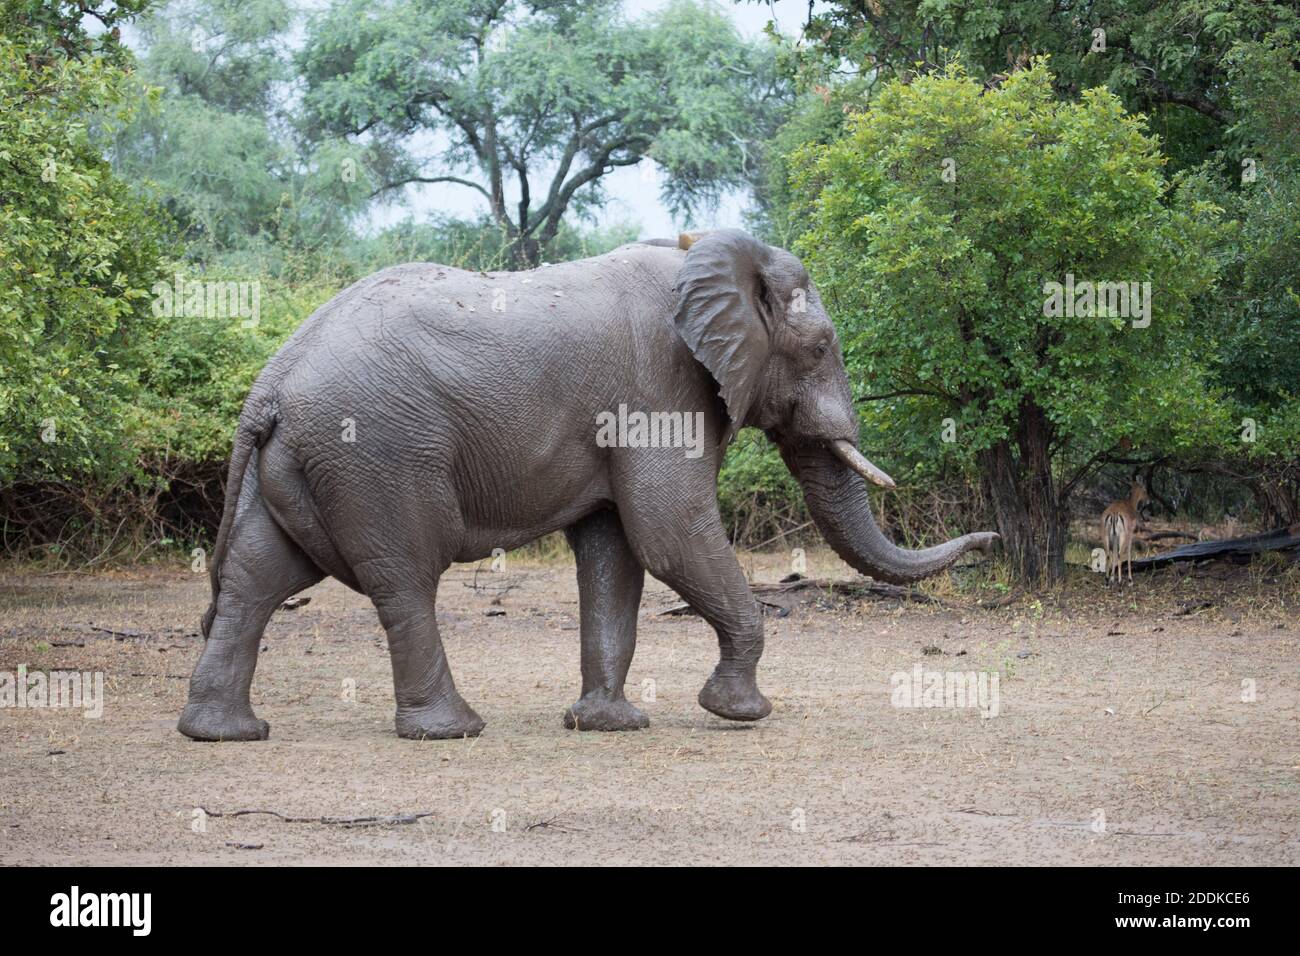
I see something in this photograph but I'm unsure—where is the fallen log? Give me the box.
[1129,525,1300,572]
[660,575,966,616]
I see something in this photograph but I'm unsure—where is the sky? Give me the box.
[373,0,822,240]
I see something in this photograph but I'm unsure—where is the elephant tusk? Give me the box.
[829,440,896,489]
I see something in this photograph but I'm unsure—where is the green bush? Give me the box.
[717,434,807,546]
[0,35,167,488]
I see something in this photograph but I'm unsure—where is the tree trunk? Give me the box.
[979,401,1067,585]
[508,235,540,270]
[1253,463,1300,529]
[980,440,1036,579]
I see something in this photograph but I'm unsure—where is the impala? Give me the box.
[1102,478,1151,586]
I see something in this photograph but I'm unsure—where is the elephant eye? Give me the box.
[813,342,828,359]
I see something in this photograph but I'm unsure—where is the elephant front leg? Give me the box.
[562,510,649,731]
[619,504,772,723]
[670,555,772,722]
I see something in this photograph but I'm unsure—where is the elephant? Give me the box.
[177,228,997,742]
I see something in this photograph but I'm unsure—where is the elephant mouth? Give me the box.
[827,439,896,489]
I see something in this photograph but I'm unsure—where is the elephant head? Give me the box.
[673,229,998,584]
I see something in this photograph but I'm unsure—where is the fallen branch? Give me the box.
[464,564,527,599]
[660,575,964,616]
[525,815,581,833]
[89,625,146,639]
[128,672,188,680]
[198,807,434,828]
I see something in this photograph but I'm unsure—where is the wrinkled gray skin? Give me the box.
[178,229,997,741]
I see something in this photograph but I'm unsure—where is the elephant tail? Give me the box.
[201,404,275,639]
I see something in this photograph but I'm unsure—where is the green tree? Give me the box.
[790,1,1297,144]
[793,62,1226,583]
[298,0,788,267]
[110,0,373,268]
[0,23,168,488]
[0,0,150,64]
[1179,37,1300,524]
[0,3,327,559]
[746,82,861,249]
[769,1,1300,530]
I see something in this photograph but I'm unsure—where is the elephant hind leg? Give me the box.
[179,483,323,741]
[563,509,649,731]
[366,583,485,740]
[320,475,481,740]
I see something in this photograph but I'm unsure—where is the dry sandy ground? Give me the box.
[1,550,1297,866]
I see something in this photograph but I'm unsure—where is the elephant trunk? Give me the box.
[783,443,998,586]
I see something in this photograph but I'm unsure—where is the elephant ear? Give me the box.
[672,229,776,444]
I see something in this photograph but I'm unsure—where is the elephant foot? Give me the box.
[563,695,649,731]
[698,668,772,722]
[178,700,270,742]
[395,696,485,740]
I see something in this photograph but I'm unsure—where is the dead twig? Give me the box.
[465,562,527,599]
[89,625,146,639]
[197,807,434,828]
[525,815,581,833]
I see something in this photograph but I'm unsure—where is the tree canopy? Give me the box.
[298,0,788,265]
[110,0,373,268]
[793,62,1228,580]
